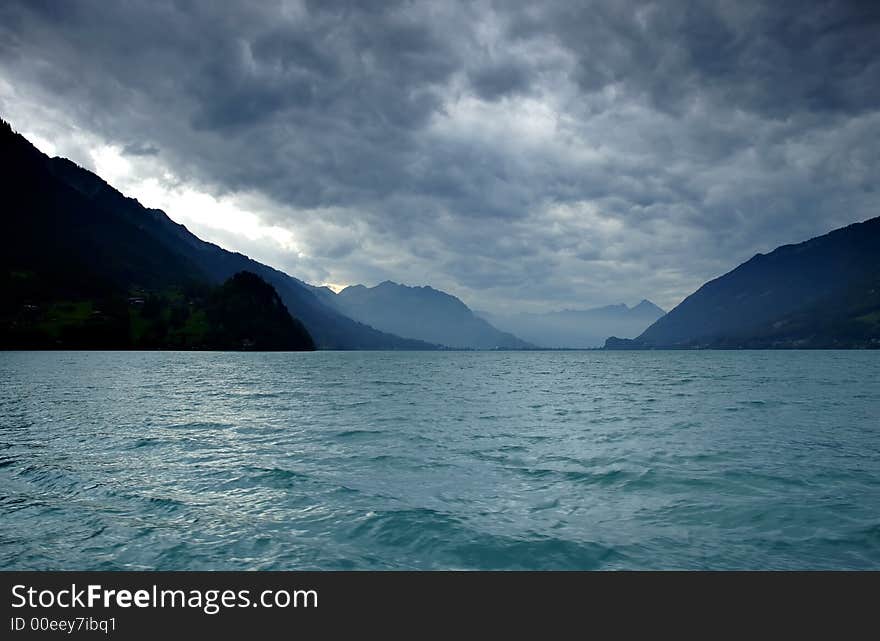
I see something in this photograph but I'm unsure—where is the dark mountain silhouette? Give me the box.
[606,217,880,349]
[480,300,665,348]
[0,118,434,350]
[202,271,315,350]
[327,281,534,349]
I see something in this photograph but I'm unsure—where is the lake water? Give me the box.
[1,350,878,570]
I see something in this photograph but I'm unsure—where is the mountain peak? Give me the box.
[632,299,665,314]
[339,284,366,294]
[331,281,533,349]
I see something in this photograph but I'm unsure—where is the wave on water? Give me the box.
[1,350,879,570]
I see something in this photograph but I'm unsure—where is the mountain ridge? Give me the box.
[606,217,880,349]
[0,118,436,350]
[326,280,534,349]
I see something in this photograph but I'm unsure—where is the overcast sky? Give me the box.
[2,1,878,313]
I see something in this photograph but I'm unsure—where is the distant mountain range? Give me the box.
[480,300,665,349]
[607,217,880,349]
[5,117,878,351]
[0,119,433,350]
[320,281,534,349]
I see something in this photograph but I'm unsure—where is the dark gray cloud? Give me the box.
[122,142,159,157]
[468,60,533,101]
[1,0,878,312]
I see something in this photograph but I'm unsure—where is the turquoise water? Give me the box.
[1,350,878,570]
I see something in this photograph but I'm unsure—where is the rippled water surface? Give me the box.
[1,350,879,570]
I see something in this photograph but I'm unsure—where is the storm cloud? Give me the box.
[1,0,878,312]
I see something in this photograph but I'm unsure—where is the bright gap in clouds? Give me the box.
[14,119,307,265]
[87,144,302,254]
